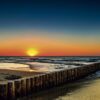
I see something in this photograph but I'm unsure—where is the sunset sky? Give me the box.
[0,0,100,56]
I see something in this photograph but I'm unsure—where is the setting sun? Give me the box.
[26,48,39,56]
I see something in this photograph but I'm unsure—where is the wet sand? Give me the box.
[20,72,100,100]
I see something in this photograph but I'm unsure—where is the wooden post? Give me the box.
[21,78,26,96]
[74,68,78,79]
[64,70,66,83]
[61,71,63,84]
[56,72,58,85]
[68,69,71,81]
[0,82,8,100]
[66,70,68,82]
[45,74,49,88]
[53,72,56,86]
[39,75,43,90]
[59,71,61,84]
[43,75,47,88]
[26,78,31,94]
[71,69,74,80]
[31,76,36,92]
[14,79,21,97]
[76,67,80,79]
[41,75,44,89]
[49,73,52,87]
[55,72,57,86]
[65,70,68,82]
[62,70,65,83]
[8,81,15,99]
[52,72,55,86]
[81,67,84,77]
[35,76,40,91]
[42,75,46,89]
[46,73,49,87]
[72,69,75,80]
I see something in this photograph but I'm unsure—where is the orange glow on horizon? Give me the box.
[0,31,100,56]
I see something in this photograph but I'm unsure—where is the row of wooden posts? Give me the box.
[0,63,100,100]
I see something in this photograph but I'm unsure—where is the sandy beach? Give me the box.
[21,72,100,100]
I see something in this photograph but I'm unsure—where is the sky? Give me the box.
[0,0,100,56]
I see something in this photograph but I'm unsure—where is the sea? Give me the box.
[0,56,100,100]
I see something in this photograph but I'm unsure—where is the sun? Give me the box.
[26,48,39,57]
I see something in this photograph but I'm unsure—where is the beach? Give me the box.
[20,71,100,100]
[0,56,99,100]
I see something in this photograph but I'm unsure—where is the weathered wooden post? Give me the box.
[81,67,85,77]
[61,71,63,83]
[54,72,56,86]
[33,76,38,92]
[0,82,8,100]
[40,75,44,90]
[39,75,43,90]
[68,69,72,81]
[62,70,65,83]
[79,67,82,78]
[74,68,78,79]
[76,67,80,79]
[35,75,40,91]
[59,71,61,84]
[56,71,59,84]
[46,73,49,88]
[66,70,68,82]
[8,81,15,99]
[86,65,90,74]
[51,73,54,87]
[44,74,47,88]
[54,72,57,85]
[14,79,21,97]
[56,71,59,85]
[72,68,75,80]
[42,74,46,89]
[68,69,71,80]
[71,69,74,81]
[52,72,55,86]
[71,69,74,80]
[30,77,34,92]
[62,70,64,83]
[61,71,63,84]
[48,73,52,87]
[65,70,68,82]
[64,70,67,82]
[39,75,41,90]
[81,67,83,77]
[21,78,26,96]
[26,78,31,94]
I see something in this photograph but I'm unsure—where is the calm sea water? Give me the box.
[0,56,100,63]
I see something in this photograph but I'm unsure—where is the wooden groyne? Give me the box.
[0,63,100,100]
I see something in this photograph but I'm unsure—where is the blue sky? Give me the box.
[0,0,100,33]
[0,0,100,56]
